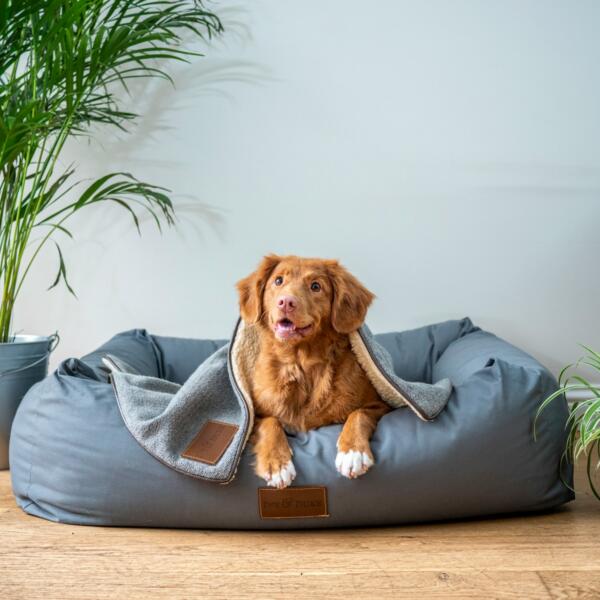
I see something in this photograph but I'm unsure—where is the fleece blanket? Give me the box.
[106,319,453,484]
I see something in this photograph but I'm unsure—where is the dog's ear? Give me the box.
[236,254,281,323]
[327,261,375,334]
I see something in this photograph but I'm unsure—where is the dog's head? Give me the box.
[236,254,374,342]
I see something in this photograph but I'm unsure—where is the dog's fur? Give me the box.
[236,254,390,488]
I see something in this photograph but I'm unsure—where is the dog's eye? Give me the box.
[274,276,283,286]
[310,281,321,292]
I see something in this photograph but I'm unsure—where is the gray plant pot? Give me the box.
[0,333,58,469]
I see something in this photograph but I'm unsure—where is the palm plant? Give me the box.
[536,346,600,500]
[0,0,222,342]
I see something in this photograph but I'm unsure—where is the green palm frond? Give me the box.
[0,0,223,341]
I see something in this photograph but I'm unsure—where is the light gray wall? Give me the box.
[15,0,600,376]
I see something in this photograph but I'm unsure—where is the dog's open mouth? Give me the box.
[274,318,313,340]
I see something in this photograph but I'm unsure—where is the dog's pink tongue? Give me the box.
[275,320,295,333]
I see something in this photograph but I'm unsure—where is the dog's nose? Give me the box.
[277,295,298,313]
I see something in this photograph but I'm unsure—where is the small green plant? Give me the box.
[0,0,223,342]
[536,346,600,500]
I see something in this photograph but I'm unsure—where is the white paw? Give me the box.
[264,460,296,489]
[335,450,373,479]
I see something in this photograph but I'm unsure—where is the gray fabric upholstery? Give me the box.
[9,318,574,529]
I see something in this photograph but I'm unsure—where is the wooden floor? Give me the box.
[1,459,599,599]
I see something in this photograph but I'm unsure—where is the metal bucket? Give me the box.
[0,333,58,469]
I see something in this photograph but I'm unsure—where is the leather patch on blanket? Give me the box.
[181,420,239,465]
[258,487,329,519]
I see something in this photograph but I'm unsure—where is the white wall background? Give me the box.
[13,0,600,376]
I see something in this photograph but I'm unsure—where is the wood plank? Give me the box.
[0,459,599,599]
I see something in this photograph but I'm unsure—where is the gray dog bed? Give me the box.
[9,318,573,528]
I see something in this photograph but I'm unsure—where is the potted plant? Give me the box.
[537,346,600,500]
[0,0,222,468]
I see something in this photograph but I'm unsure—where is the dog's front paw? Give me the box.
[335,449,374,479]
[257,459,296,489]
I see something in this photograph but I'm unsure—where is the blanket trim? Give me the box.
[224,318,255,485]
[352,327,440,422]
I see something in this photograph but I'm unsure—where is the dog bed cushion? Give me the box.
[9,318,573,529]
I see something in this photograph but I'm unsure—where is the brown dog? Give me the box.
[236,254,390,488]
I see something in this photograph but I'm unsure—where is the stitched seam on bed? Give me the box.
[24,387,40,510]
[148,331,167,379]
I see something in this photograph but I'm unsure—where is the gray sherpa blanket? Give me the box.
[106,319,453,484]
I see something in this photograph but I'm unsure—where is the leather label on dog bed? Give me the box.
[258,487,329,519]
[181,420,239,465]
